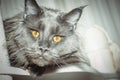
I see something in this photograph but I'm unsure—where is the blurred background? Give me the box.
[0,0,120,74]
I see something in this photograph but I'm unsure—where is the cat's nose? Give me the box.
[39,47,48,53]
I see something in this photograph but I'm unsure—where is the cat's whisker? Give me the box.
[52,60,62,68]
[49,53,63,68]
[58,58,69,66]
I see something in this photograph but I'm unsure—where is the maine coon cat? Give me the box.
[4,0,97,76]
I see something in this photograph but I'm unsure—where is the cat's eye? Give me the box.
[53,35,62,43]
[31,30,40,38]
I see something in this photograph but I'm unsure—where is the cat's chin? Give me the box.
[29,57,50,67]
[26,53,50,67]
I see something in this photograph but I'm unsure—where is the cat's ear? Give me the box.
[63,6,86,25]
[24,0,43,18]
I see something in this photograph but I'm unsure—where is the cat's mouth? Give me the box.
[26,54,50,67]
[26,50,79,67]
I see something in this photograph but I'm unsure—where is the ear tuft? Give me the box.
[78,5,88,10]
[63,6,87,25]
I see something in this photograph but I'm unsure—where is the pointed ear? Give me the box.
[63,6,86,25]
[24,0,42,18]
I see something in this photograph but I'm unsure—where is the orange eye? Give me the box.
[53,36,62,43]
[32,30,40,38]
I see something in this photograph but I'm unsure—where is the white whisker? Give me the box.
[52,59,62,68]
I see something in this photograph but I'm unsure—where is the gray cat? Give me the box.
[4,0,97,76]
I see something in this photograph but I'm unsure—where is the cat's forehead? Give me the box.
[34,14,70,33]
[41,17,59,28]
[26,8,68,31]
[26,14,61,30]
[41,9,62,25]
[39,17,61,35]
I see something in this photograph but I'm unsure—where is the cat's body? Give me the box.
[4,0,97,76]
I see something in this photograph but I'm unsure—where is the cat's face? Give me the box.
[22,13,80,67]
[7,0,84,68]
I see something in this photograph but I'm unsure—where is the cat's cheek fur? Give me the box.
[10,50,29,69]
[55,35,79,55]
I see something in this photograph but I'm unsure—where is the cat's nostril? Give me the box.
[39,48,48,53]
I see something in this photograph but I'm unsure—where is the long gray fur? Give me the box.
[4,0,97,76]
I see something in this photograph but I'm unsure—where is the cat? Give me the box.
[4,0,97,76]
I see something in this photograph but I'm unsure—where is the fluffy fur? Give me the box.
[4,0,96,76]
